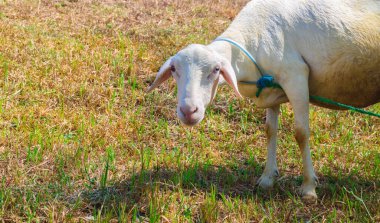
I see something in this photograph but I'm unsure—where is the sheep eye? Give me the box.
[170,65,176,72]
[208,66,221,80]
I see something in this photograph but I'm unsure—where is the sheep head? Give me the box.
[148,44,242,126]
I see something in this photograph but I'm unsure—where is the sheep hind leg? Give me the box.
[257,105,280,189]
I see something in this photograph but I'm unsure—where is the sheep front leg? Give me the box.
[257,105,280,189]
[282,75,318,201]
[293,104,317,201]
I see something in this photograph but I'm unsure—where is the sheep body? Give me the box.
[215,0,380,108]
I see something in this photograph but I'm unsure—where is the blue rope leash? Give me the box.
[213,37,380,118]
[310,96,380,118]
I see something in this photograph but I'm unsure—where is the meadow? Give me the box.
[0,0,379,222]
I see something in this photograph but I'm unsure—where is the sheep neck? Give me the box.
[208,37,262,84]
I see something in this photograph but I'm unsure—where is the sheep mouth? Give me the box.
[179,117,203,126]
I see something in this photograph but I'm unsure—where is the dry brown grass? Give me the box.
[0,0,379,222]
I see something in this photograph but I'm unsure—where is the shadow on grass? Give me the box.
[78,160,379,217]
[80,162,262,210]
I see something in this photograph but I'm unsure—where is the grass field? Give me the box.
[0,0,379,222]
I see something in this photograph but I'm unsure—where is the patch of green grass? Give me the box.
[0,0,379,222]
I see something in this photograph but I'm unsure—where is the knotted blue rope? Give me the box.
[240,75,283,97]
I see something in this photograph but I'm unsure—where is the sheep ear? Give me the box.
[220,60,242,98]
[210,76,219,104]
[147,57,173,92]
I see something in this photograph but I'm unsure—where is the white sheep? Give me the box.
[148,0,380,200]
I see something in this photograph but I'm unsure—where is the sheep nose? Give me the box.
[180,105,198,118]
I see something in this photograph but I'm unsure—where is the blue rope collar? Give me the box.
[213,37,281,97]
[214,37,265,76]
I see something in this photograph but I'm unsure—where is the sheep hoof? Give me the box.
[301,191,318,203]
[256,170,279,189]
[300,184,318,202]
